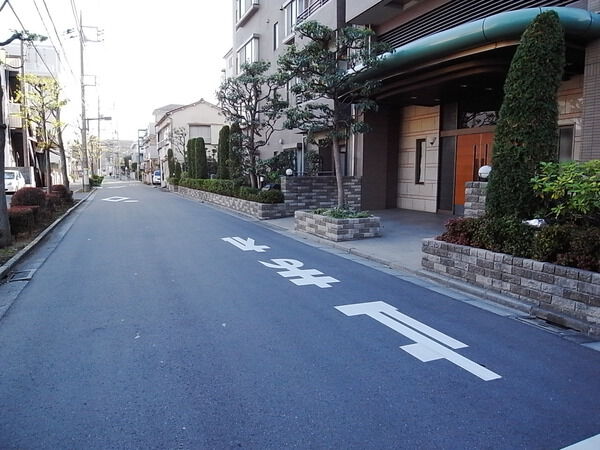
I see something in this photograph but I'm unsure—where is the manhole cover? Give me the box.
[8,269,36,282]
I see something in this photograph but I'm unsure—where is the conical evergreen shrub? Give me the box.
[486,11,565,219]
[217,125,230,179]
[196,137,208,179]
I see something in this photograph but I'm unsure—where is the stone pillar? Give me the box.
[581,1,600,160]
[464,182,487,218]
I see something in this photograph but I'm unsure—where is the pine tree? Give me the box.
[196,137,208,179]
[167,148,175,177]
[486,11,565,218]
[217,125,230,179]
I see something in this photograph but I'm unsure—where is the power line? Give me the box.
[31,0,74,79]
[41,0,77,79]
[5,0,61,83]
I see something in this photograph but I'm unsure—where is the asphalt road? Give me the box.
[0,181,598,449]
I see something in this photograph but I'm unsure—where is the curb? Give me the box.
[0,189,95,281]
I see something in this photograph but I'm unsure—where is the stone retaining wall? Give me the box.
[295,210,381,242]
[169,185,288,220]
[282,176,361,211]
[464,182,487,218]
[422,238,600,335]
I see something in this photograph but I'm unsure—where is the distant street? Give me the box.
[0,181,598,449]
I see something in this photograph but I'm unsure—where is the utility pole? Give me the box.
[19,38,29,169]
[79,11,89,191]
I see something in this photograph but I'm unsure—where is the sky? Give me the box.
[0,0,233,141]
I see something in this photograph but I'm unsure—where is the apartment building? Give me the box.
[228,0,343,170]
[229,0,600,214]
[154,99,227,184]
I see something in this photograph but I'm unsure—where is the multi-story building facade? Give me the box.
[154,99,227,185]
[228,0,600,214]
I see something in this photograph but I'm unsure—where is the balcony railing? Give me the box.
[297,0,330,24]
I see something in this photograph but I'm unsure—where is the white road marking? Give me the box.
[101,196,138,203]
[562,433,600,449]
[222,237,270,252]
[259,259,340,288]
[335,301,502,381]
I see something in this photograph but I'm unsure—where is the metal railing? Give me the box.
[297,0,330,24]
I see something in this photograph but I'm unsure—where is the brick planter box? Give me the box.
[422,238,600,336]
[169,184,288,220]
[295,210,381,242]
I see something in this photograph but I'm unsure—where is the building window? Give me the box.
[236,36,259,74]
[558,125,574,161]
[273,22,279,50]
[236,0,258,23]
[284,0,298,37]
[415,139,426,184]
[189,125,211,144]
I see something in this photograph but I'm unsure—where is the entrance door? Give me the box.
[454,133,493,214]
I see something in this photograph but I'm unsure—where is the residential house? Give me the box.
[228,0,600,215]
[154,99,227,185]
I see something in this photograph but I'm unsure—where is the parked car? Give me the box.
[152,170,161,185]
[4,169,26,193]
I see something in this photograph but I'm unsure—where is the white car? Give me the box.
[4,169,26,193]
[152,170,161,185]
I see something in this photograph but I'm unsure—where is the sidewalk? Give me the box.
[264,209,451,273]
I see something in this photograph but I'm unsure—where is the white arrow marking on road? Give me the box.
[101,196,138,203]
[222,237,270,252]
[259,259,340,288]
[562,433,600,449]
[335,301,501,381]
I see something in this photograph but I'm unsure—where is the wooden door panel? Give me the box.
[455,134,479,206]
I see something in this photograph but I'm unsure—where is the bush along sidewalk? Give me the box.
[174,178,284,204]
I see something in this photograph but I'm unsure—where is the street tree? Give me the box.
[15,74,69,189]
[0,31,47,247]
[86,135,103,176]
[217,61,287,188]
[278,21,389,207]
[172,126,188,171]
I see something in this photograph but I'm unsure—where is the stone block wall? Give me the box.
[295,210,381,242]
[282,176,361,212]
[464,182,487,218]
[171,185,288,220]
[422,238,600,336]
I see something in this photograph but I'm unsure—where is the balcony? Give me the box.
[297,0,330,25]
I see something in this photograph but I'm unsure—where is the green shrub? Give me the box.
[186,138,196,178]
[174,161,182,179]
[486,11,565,219]
[11,187,47,208]
[167,177,180,186]
[530,224,573,262]
[554,226,600,272]
[531,160,600,224]
[89,175,104,187]
[313,207,371,219]
[8,206,34,235]
[178,178,283,203]
[473,215,535,257]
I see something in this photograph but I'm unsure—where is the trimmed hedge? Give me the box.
[10,187,47,208]
[178,178,284,204]
[8,206,35,235]
[49,184,73,203]
[438,217,599,272]
[89,175,104,187]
